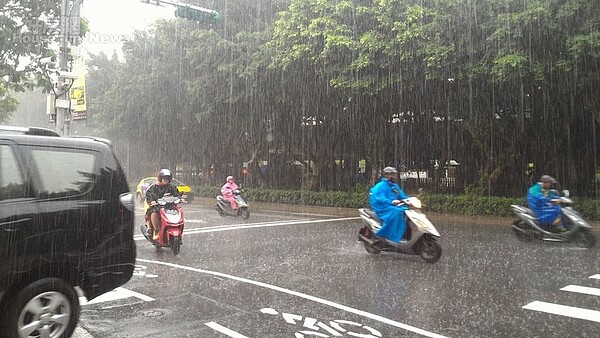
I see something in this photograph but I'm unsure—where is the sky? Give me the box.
[79,0,174,58]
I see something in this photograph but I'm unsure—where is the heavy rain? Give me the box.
[1,0,599,337]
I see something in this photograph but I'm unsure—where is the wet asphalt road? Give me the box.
[76,202,600,338]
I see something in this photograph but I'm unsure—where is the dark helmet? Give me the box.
[158,168,172,182]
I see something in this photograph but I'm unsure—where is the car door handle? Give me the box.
[1,218,31,232]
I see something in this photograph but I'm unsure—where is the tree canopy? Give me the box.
[40,0,600,196]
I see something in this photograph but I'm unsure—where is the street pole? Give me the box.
[56,0,70,136]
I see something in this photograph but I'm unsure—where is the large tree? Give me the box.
[0,0,61,121]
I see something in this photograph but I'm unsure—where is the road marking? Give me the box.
[523,301,600,322]
[137,258,448,338]
[79,287,154,306]
[205,322,250,338]
[196,219,312,231]
[134,217,357,241]
[185,219,207,224]
[561,285,600,297]
[291,212,341,217]
[183,217,359,235]
[589,274,600,280]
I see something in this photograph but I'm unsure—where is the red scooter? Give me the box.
[140,194,185,255]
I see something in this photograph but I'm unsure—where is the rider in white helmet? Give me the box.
[146,169,180,239]
[221,175,239,211]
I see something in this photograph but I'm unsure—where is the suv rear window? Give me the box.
[30,148,96,198]
[0,145,27,200]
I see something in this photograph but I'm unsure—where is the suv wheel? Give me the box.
[1,278,79,338]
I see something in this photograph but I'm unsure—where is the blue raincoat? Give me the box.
[527,183,560,226]
[369,177,409,243]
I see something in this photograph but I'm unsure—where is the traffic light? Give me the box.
[174,4,219,23]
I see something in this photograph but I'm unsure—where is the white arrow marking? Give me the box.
[79,287,154,306]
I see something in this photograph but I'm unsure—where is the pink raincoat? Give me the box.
[221,181,239,210]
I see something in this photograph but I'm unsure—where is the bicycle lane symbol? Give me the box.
[261,307,383,338]
[205,307,382,338]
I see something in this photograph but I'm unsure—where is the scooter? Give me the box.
[216,189,250,219]
[140,194,185,255]
[511,190,596,248]
[357,196,442,263]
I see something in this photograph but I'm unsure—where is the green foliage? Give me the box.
[568,32,600,58]
[0,0,61,121]
[491,53,528,81]
[82,0,600,197]
[194,186,369,208]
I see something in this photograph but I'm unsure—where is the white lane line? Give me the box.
[561,285,600,297]
[184,219,207,223]
[291,212,340,217]
[196,219,312,231]
[589,274,600,280]
[134,217,357,241]
[205,322,250,338]
[523,301,600,323]
[137,258,448,338]
[184,217,359,235]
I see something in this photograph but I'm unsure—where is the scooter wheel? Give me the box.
[170,236,182,256]
[512,220,534,242]
[363,242,380,255]
[240,208,250,219]
[574,229,596,249]
[420,238,442,263]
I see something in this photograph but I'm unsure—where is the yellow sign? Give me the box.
[70,59,87,119]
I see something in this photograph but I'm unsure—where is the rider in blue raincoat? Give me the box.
[527,175,563,230]
[369,167,410,242]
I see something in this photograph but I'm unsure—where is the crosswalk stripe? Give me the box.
[523,301,600,323]
[561,285,600,297]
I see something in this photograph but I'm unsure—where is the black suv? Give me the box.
[0,126,136,337]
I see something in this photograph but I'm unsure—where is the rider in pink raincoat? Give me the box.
[221,176,239,210]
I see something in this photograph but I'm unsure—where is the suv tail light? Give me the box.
[119,193,134,212]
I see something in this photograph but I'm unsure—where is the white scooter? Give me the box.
[511,190,596,248]
[358,196,442,263]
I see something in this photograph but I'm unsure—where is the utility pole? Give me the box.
[55,0,70,136]
[55,0,83,136]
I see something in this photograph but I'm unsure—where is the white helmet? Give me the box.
[158,168,172,182]
[382,166,398,174]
